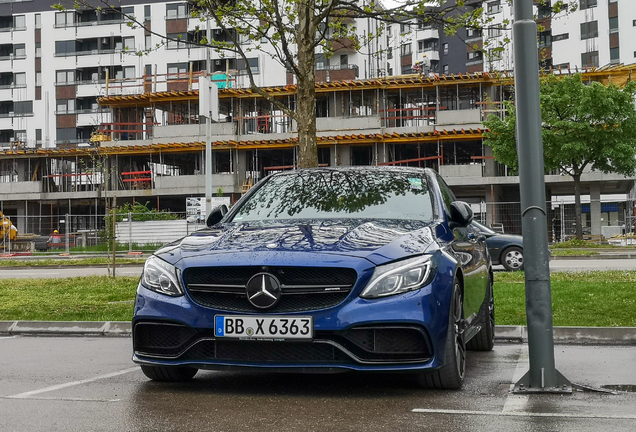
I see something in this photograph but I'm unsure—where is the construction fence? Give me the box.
[2,199,634,255]
[475,199,635,243]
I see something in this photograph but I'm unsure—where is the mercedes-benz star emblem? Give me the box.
[245,273,282,309]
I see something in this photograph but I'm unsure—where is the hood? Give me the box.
[157,219,442,266]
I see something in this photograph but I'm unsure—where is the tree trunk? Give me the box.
[573,173,583,240]
[296,4,319,168]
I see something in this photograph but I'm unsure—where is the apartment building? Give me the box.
[1,0,635,239]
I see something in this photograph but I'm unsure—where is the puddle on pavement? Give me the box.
[601,385,636,393]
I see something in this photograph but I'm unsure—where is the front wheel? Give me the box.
[140,365,198,382]
[501,246,523,271]
[416,280,465,389]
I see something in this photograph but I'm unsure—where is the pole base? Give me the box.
[513,370,572,394]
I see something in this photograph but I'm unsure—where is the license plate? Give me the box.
[215,316,313,340]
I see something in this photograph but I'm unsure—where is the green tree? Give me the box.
[56,0,575,168]
[483,74,636,239]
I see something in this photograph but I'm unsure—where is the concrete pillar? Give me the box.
[590,184,601,237]
[483,145,496,177]
[237,150,247,185]
[485,184,502,228]
[336,145,351,166]
[375,142,388,164]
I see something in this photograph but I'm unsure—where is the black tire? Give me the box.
[501,246,523,271]
[467,276,495,351]
[416,279,465,390]
[140,365,198,382]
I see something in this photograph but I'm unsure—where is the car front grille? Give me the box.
[182,266,357,313]
[134,322,432,365]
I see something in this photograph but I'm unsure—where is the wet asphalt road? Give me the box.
[0,337,635,432]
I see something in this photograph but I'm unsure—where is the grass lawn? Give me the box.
[0,276,139,322]
[0,271,634,326]
[494,271,636,327]
[0,257,146,267]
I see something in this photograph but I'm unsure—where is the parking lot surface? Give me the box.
[0,336,635,432]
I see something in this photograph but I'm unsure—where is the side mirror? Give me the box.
[449,201,474,228]
[206,204,228,227]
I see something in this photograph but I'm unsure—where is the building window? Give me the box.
[13,101,33,115]
[166,3,187,19]
[14,73,26,86]
[167,63,188,79]
[55,41,76,56]
[610,48,620,62]
[122,6,134,21]
[55,12,75,27]
[117,37,135,52]
[35,42,41,58]
[387,47,393,59]
[580,21,598,39]
[35,72,41,86]
[167,33,186,49]
[487,1,501,14]
[581,51,599,67]
[579,0,597,10]
[145,5,151,20]
[13,15,26,29]
[443,43,448,55]
[418,40,438,53]
[340,54,348,67]
[145,35,152,50]
[35,13,41,29]
[442,64,449,74]
[400,44,411,56]
[115,66,135,80]
[553,33,569,42]
[56,99,75,114]
[468,51,482,60]
[609,17,618,32]
[238,58,259,75]
[488,25,502,38]
[56,128,76,143]
[56,70,75,84]
[466,28,482,39]
[14,44,26,57]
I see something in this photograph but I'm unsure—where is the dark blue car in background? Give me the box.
[132,167,494,389]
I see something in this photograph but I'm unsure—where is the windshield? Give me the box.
[230,169,435,223]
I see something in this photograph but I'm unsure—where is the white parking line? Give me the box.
[0,336,17,340]
[502,344,529,413]
[411,408,636,420]
[5,366,139,399]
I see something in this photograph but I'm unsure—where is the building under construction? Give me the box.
[1,65,635,239]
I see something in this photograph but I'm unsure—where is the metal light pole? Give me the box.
[512,0,571,393]
[205,19,213,219]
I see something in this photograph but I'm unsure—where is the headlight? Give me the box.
[141,255,184,296]
[360,255,435,299]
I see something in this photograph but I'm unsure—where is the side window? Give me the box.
[436,173,456,217]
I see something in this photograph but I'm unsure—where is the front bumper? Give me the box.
[132,275,454,373]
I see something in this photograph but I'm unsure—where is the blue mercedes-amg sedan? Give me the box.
[132,167,494,389]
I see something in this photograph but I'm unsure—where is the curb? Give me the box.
[551,254,636,260]
[1,322,636,345]
[496,325,636,345]
[0,321,131,336]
